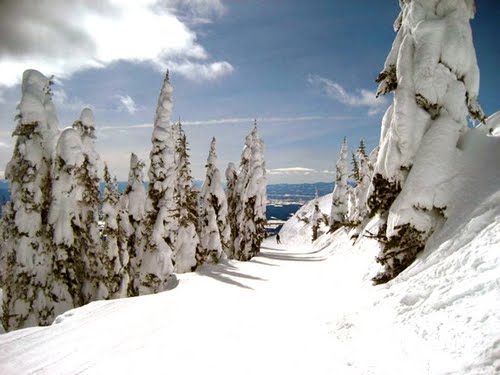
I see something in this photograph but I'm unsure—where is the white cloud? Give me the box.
[163,0,226,18]
[308,75,388,115]
[164,61,234,82]
[117,95,138,114]
[99,114,360,131]
[0,141,11,149]
[0,0,232,87]
[267,167,334,176]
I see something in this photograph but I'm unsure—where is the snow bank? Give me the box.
[280,193,331,246]
[485,111,500,137]
[282,128,500,374]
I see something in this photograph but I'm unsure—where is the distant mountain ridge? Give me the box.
[0,180,334,218]
[0,180,334,196]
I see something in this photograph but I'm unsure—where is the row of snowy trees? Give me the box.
[0,70,267,331]
[322,138,376,239]
[321,0,486,285]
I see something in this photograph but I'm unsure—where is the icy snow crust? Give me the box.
[0,131,498,373]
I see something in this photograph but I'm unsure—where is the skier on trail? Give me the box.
[276,234,281,244]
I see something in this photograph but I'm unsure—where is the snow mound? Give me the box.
[485,111,500,137]
[279,193,332,246]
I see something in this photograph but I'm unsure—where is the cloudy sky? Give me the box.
[0,0,498,184]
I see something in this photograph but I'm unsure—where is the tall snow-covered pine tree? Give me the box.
[172,123,198,273]
[138,71,175,294]
[369,0,485,283]
[198,138,231,264]
[224,162,238,259]
[330,138,349,231]
[47,128,86,317]
[124,153,146,296]
[101,164,129,298]
[73,108,109,301]
[1,70,60,330]
[234,123,267,261]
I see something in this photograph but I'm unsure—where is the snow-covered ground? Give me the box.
[0,130,499,374]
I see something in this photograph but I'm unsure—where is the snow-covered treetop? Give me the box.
[246,124,266,199]
[18,70,49,125]
[73,108,96,139]
[207,137,217,166]
[226,162,237,183]
[126,153,146,222]
[152,71,173,137]
[16,69,60,150]
[379,0,483,122]
[128,153,145,186]
[201,137,227,205]
[339,138,348,174]
[56,128,83,167]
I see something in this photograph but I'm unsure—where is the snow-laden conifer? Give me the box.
[330,138,349,231]
[1,70,60,331]
[124,153,146,296]
[224,162,238,259]
[346,187,356,223]
[47,128,85,317]
[248,125,267,255]
[172,123,198,273]
[370,0,485,283]
[101,164,129,298]
[234,123,267,261]
[311,191,322,242]
[139,72,174,294]
[352,142,372,224]
[73,108,109,302]
[198,138,230,264]
[233,131,252,260]
[350,153,360,183]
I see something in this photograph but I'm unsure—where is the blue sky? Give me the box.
[0,0,498,183]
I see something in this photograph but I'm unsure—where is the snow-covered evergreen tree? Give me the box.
[330,138,349,231]
[234,123,267,261]
[124,153,146,296]
[101,164,129,298]
[352,142,373,225]
[1,70,60,331]
[346,186,356,223]
[198,138,230,264]
[73,108,109,302]
[311,191,322,242]
[173,123,198,273]
[350,153,360,183]
[358,139,367,158]
[47,128,85,317]
[224,162,238,259]
[370,0,485,283]
[139,71,174,294]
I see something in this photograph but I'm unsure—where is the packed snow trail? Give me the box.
[0,237,366,375]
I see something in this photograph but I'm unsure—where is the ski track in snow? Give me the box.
[1,220,498,375]
[0,238,356,375]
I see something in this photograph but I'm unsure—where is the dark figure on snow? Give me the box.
[276,234,281,244]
